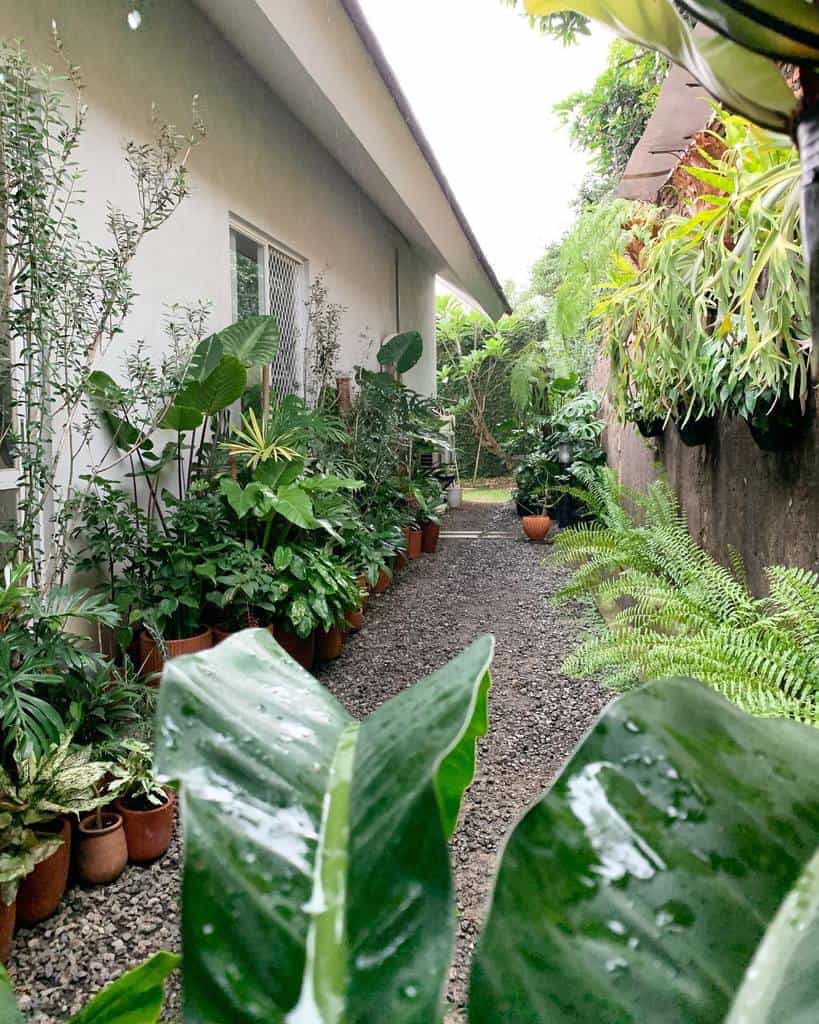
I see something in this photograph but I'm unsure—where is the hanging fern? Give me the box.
[556,468,819,724]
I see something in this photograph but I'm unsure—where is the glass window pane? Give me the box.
[232,230,263,321]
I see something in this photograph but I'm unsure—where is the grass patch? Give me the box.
[463,487,512,504]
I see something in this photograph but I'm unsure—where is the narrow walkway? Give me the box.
[320,501,608,1017]
[9,501,606,1021]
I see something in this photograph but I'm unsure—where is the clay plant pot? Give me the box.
[421,521,440,554]
[346,608,365,633]
[371,568,391,595]
[522,515,553,543]
[405,526,423,560]
[212,626,234,646]
[139,628,213,683]
[273,624,316,670]
[0,900,15,964]
[317,626,344,662]
[115,790,175,864]
[77,812,128,885]
[394,550,409,572]
[16,817,71,927]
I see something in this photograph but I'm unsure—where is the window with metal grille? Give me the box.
[230,223,306,399]
[268,246,304,398]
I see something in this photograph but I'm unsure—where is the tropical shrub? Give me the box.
[553,467,819,721]
[6,638,819,1021]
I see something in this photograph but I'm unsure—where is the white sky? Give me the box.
[357,0,612,291]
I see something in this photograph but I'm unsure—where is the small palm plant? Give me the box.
[554,467,819,721]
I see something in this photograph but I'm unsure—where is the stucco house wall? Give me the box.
[0,0,437,394]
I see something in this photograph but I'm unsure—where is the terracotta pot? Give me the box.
[346,608,365,632]
[139,628,213,683]
[317,626,344,661]
[274,625,316,670]
[371,568,391,595]
[404,526,423,561]
[0,900,15,964]
[212,626,234,646]
[355,575,370,610]
[421,521,440,554]
[522,515,553,543]
[77,812,128,885]
[16,817,71,927]
[115,790,175,864]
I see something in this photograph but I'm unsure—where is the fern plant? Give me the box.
[555,467,819,722]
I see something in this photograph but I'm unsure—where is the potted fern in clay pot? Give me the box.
[111,740,175,864]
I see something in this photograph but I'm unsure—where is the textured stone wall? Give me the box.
[590,353,819,595]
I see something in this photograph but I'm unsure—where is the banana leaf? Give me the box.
[470,677,819,1023]
[677,0,819,63]
[525,0,797,132]
[155,630,493,1024]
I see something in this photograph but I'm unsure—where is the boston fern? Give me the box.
[554,467,819,722]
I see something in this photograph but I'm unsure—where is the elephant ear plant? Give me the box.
[523,0,819,366]
[5,650,819,1022]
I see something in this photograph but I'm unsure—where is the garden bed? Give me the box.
[8,501,607,1022]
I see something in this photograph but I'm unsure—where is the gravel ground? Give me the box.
[9,500,607,1021]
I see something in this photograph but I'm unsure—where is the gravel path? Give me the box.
[9,501,607,1021]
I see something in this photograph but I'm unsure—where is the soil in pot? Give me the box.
[0,900,15,964]
[139,627,213,682]
[748,393,812,452]
[405,526,423,560]
[273,624,316,670]
[371,568,391,595]
[115,790,175,864]
[421,521,440,554]
[16,817,71,927]
[317,626,344,661]
[346,608,365,632]
[522,515,553,543]
[675,413,716,447]
[77,812,128,885]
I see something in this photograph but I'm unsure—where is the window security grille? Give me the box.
[268,245,304,398]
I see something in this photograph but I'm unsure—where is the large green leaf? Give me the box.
[525,0,797,132]
[155,630,494,1024]
[217,315,281,369]
[470,678,819,1023]
[68,952,181,1024]
[377,331,424,374]
[0,966,23,1024]
[176,356,247,416]
[269,483,317,529]
[678,0,819,63]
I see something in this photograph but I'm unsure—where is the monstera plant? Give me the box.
[524,0,819,368]
[4,635,819,1021]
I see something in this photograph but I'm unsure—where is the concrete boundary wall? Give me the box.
[591,353,819,595]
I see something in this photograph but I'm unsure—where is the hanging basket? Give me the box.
[747,392,812,452]
[675,413,717,447]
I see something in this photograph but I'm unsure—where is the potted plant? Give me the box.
[203,541,284,643]
[76,807,128,886]
[521,486,554,543]
[746,388,813,452]
[414,478,446,554]
[0,815,63,962]
[1,736,109,926]
[110,740,175,864]
[674,406,717,447]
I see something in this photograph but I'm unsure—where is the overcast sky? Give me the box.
[357,0,612,291]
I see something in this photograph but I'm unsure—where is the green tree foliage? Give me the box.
[555,39,668,186]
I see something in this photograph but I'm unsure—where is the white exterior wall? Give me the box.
[0,0,437,393]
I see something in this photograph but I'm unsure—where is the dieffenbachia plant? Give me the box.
[5,642,819,1021]
[524,0,819,368]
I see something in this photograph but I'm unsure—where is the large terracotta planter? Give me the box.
[0,900,15,964]
[371,568,391,595]
[346,608,365,632]
[115,790,175,864]
[421,521,440,554]
[522,515,552,543]
[404,526,423,561]
[77,812,128,885]
[17,817,71,927]
[274,625,316,670]
[139,628,213,682]
[317,626,344,662]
